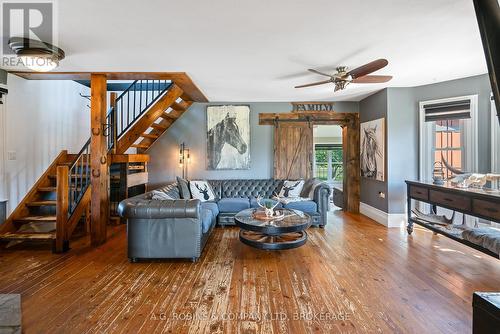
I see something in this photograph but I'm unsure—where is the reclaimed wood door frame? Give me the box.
[260,112,360,213]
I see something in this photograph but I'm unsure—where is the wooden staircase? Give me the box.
[0,79,195,252]
[0,151,90,252]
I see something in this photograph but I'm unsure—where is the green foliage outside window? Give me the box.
[315,146,343,181]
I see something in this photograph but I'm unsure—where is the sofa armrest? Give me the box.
[118,197,201,219]
[313,182,331,203]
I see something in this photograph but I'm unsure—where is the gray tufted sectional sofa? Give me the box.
[118,178,331,262]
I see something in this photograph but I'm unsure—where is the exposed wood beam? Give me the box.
[259,112,356,125]
[9,71,208,102]
[90,74,108,246]
[109,154,150,163]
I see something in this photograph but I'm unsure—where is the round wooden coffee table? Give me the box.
[234,208,311,250]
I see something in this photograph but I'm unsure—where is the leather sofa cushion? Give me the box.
[249,198,282,209]
[201,201,219,220]
[201,209,214,233]
[283,200,318,214]
[217,198,250,213]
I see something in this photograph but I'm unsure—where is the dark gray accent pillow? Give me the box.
[176,176,191,199]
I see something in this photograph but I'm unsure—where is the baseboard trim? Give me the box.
[359,202,405,228]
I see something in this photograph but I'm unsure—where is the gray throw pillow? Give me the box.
[176,176,191,199]
[151,190,174,200]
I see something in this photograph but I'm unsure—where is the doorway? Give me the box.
[313,125,343,187]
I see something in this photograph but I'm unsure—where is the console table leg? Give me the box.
[407,221,414,235]
[406,184,413,235]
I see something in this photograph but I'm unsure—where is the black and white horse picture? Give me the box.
[207,105,250,170]
[360,118,385,181]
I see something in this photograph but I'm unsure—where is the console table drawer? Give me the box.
[409,185,428,201]
[429,190,471,211]
[473,199,500,221]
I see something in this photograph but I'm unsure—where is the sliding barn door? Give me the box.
[273,124,313,179]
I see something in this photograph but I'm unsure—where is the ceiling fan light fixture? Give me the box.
[8,37,65,72]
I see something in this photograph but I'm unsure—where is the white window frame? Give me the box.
[419,95,479,181]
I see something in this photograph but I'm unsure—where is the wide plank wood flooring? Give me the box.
[0,211,499,333]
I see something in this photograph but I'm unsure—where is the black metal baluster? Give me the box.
[140,81,143,117]
[133,81,137,121]
[120,98,124,136]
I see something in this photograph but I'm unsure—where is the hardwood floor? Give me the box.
[0,211,499,333]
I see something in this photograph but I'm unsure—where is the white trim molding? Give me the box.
[360,202,406,228]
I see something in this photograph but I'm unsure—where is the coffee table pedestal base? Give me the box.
[239,230,307,250]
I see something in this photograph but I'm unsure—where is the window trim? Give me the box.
[419,95,478,181]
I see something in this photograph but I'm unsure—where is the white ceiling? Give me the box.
[4,0,489,101]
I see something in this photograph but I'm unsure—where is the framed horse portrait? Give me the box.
[360,118,385,181]
[207,105,250,170]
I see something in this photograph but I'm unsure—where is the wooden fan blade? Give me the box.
[348,59,388,79]
[308,69,334,77]
[295,79,332,88]
[351,75,393,83]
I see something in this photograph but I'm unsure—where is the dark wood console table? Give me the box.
[406,180,500,258]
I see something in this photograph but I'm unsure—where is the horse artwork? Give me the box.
[360,118,385,181]
[207,105,250,170]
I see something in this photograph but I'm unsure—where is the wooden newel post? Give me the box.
[90,74,109,246]
[56,165,69,253]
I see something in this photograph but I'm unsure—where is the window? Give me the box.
[314,144,343,183]
[419,95,478,181]
[434,119,464,179]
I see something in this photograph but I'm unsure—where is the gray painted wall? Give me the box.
[147,74,492,215]
[148,101,358,188]
[386,88,418,213]
[413,74,492,173]
[359,90,389,212]
[358,74,492,214]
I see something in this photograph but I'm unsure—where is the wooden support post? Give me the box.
[55,165,69,253]
[90,74,108,246]
[342,114,360,213]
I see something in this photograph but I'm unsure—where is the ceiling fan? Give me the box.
[295,58,392,92]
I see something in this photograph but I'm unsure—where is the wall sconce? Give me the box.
[179,142,191,179]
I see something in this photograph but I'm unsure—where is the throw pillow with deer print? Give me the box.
[189,180,216,202]
[278,180,305,198]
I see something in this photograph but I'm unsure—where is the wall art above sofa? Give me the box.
[207,105,250,170]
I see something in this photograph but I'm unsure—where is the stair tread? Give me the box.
[141,133,159,139]
[38,187,56,192]
[0,232,55,240]
[159,112,174,119]
[26,200,57,207]
[14,215,57,222]
[131,144,150,149]
[171,101,187,111]
[150,123,167,130]
[49,174,88,179]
